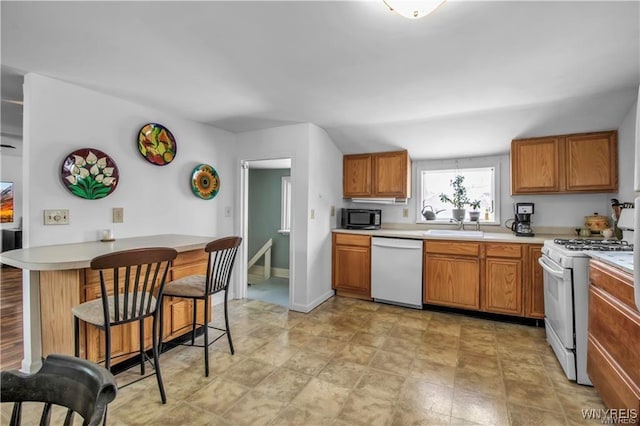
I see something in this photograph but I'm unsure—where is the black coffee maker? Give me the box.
[512,202,535,237]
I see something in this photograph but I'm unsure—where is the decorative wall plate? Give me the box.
[61,148,119,199]
[191,164,220,200]
[137,123,177,166]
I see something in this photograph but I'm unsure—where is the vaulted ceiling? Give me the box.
[2,1,639,159]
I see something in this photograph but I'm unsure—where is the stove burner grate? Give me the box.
[554,238,633,252]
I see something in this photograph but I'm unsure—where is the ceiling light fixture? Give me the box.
[383,0,446,19]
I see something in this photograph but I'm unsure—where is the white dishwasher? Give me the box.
[371,237,423,309]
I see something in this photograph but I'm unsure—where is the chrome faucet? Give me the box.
[451,218,465,230]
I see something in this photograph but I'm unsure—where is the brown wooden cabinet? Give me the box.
[422,241,541,319]
[511,136,561,194]
[565,132,618,192]
[82,281,142,363]
[343,154,372,197]
[587,260,640,414]
[332,233,371,300]
[331,235,542,319]
[423,241,481,310]
[343,150,411,199]
[484,243,523,316]
[163,249,208,341]
[511,130,617,195]
[524,245,544,319]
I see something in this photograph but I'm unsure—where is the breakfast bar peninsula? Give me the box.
[0,234,214,373]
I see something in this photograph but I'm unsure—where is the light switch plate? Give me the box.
[44,209,69,225]
[112,207,124,223]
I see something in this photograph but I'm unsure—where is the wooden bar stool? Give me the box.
[72,247,177,404]
[159,236,241,377]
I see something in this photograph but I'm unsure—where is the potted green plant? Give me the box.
[468,199,481,222]
[439,175,479,222]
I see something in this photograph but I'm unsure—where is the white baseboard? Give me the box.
[290,290,334,313]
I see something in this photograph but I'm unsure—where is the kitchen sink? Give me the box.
[423,230,484,237]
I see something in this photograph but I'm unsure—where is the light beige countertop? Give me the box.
[0,234,214,271]
[332,228,566,244]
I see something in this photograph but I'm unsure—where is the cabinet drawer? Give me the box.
[334,233,371,247]
[84,265,159,287]
[587,336,640,412]
[425,241,479,256]
[589,285,640,386]
[173,249,208,267]
[590,261,636,311]
[485,243,522,258]
[171,263,207,281]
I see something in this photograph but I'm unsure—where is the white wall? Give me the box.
[235,122,344,312]
[617,91,638,201]
[0,151,22,229]
[22,74,235,247]
[306,124,345,307]
[235,123,311,310]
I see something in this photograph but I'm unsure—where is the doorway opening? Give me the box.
[241,158,292,308]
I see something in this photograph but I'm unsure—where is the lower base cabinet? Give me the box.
[332,233,371,300]
[423,240,541,319]
[525,245,545,318]
[424,241,480,310]
[330,234,543,320]
[587,261,640,414]
[484,243,523,316]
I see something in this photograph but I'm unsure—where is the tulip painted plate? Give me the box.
[61,148,119,199]
[137,123,177,166]
[191,164,220,200]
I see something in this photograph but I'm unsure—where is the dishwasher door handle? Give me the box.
[372,241,421,249]
[371,237,422,250]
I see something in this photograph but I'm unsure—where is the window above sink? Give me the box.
[417,163,500,226]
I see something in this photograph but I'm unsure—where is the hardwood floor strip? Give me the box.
[0,266,23,370]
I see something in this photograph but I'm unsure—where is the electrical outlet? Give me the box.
[112,207,124,223]
[44,209,69,225]
[403,208,409,218]
[330,205,335,217]
[224,206,231,217]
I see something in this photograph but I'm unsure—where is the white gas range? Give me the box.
[539,238,633,386]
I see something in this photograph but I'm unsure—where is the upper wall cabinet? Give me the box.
[343,154,372,197]
[343,150,411,199]
[510,130,618,195]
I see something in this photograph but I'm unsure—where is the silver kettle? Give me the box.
[422,204,445,220]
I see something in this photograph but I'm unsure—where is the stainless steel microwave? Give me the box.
[340,208,382,229]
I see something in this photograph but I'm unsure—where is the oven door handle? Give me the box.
[538,256,568,279]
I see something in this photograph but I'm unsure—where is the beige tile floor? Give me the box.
[2,296,607,425]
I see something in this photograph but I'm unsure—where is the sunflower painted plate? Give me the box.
[137,123,177,166]
[191,164,220,200]
[60,148,119,199]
